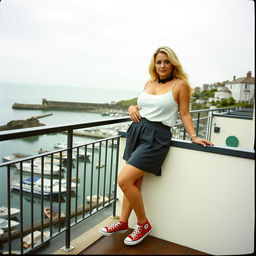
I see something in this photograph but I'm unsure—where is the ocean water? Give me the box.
[0,82,140,126]
[0,82,137,246]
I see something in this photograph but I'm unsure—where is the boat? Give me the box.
[11,177,78,197]
[14,162,64,176]
[0,206,20,219]
[86,195,109,204]
[44,206,65,223]
[2,155,15,162]
[96,163,105,168]
[0,218,20,231]
[0,228,4,236]
[54,142,67,149]
[23,230,50,248]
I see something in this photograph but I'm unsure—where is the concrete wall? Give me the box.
[116,138,254,255]
[210,116,254,150]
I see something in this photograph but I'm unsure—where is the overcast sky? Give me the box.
[0,0,254,91]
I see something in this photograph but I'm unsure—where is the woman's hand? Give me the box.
[191,136,214,147]
[128,105,141,122]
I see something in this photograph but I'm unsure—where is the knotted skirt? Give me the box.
[123,117,172,176]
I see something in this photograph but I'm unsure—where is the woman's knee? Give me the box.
[117,175,129,191]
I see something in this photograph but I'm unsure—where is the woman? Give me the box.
[99,46,213,246]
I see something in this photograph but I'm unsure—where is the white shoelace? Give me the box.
[109,221,121,231]
[130,225,142,239]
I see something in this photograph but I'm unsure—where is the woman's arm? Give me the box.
[128,105,141,122]
[178,81,213,147]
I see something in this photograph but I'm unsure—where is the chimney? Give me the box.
[233,76,236,80]
[246,71,252,78]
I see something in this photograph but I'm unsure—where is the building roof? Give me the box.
[218,87,231,93]
[226,77,255,85]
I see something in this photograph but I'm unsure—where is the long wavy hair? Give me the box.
[148,46,192,91]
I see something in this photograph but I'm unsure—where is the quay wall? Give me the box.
[12,99,126,112]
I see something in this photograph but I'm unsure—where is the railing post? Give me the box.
[62,129,74,252]
[206,110,213,141]
[112,137,120,217]
[196,112,200,136]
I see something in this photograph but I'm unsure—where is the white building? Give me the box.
[213,86,232,101]
[225,71,255,103]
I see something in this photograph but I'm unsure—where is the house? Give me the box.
[213,86,232,101]
[225,71,255,103]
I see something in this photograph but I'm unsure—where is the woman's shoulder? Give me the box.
[144,80,154,89]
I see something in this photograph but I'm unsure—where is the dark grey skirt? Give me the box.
[123,117,172,176]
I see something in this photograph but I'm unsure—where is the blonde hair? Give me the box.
[148,46,192,90]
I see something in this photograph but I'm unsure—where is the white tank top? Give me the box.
[137,82,179,127]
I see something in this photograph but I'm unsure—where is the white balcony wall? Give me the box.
[116,138,254,255]
[210,116,254,149]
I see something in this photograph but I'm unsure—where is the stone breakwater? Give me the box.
[12,99,127,113]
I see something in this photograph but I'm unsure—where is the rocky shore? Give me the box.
[0,117,45,131]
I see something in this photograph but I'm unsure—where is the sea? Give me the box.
[0,82,139,249]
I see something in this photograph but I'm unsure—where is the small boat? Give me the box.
[86,195,109,204]
[0,228,4,236]
[23,230,50,248]
[0,206,20,219]
[44,206,65,223]
[96,163,105,168]
[2,155,15,162]
[0,218,20,231]
[14,162,64,176]
[54,142,67,149]
[11,177,77,197]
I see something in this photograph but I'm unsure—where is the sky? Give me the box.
[0,0,254,91]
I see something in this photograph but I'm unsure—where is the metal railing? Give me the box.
[0,107,243,254]
[0,117,130,254]
[171,106,242,141]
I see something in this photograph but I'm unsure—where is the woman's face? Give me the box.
[155,52,172,79]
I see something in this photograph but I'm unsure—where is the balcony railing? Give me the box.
[0,106,244,254]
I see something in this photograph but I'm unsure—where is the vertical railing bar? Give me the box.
[19,161,23,255]
[96,142,102,210]
[58,153,62,232]
[89,143,95,215]
[30,158,34,248]
[113,137,120,217]
[196,112,200,136]
[108,139,114,205]
[82,145,87,219]
[41,156,44,243]
[64,129,73,252]
[50,154,53,236]
[75,147,79,223]
[7,165,12,254]
[103,140,108,207]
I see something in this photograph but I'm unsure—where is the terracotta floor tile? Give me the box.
[155,241,189,255]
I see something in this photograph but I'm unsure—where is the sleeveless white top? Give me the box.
[137,83,179,127]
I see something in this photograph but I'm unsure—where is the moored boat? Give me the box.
[44,206,65,223]
[11,177,78,197]
[0,218,20,231]
[86,195,109,204]
[0,206,20,219]
[23,230,50,248]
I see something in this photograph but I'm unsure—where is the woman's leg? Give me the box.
[119,176,143,223]
[118,164,147,224]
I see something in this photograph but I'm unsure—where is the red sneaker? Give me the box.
[124,220,152,245]
[99,221,129,236]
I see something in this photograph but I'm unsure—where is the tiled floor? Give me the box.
[79,229,210,255]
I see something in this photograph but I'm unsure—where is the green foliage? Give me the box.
[115,97,138,109]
